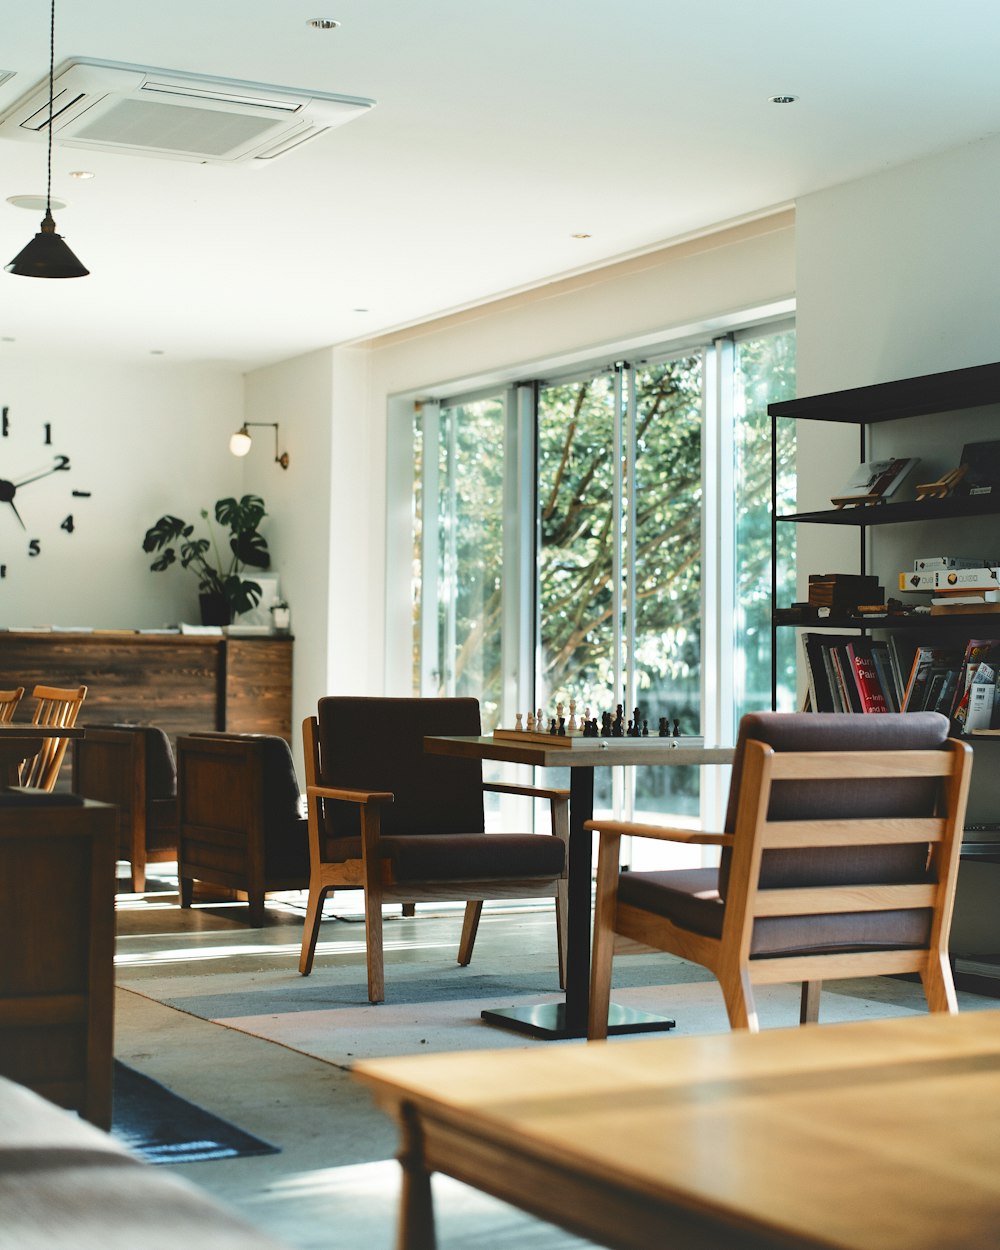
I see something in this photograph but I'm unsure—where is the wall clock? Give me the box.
[0,405,92,578]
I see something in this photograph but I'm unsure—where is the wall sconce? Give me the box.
[229,422,289,469]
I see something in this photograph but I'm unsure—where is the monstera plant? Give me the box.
[142,495,271,623]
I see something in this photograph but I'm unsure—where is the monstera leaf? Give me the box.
[142,515,192,554]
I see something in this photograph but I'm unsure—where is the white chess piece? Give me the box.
[536,707,544,730]
[515,712,523,732]
[526,711,535,732]
[568,699,577,731]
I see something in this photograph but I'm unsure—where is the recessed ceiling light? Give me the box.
[7,194,67,211]
[768,94,799,104]
[307,18,340,29]
[69,170,95,180]
[571,232,592,239]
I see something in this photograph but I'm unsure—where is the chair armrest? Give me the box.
[483,781,570,802]
[306,784,394,806]
[584,817,732,846]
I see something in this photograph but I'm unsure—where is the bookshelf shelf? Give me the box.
[778,495,1000,527]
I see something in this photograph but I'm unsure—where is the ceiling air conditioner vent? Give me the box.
[0,58,375,164]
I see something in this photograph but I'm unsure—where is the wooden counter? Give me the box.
[0,631,292,743]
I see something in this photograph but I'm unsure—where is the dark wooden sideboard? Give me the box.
[0,632,292,743]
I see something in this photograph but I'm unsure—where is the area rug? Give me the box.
[112,1061,280,1164]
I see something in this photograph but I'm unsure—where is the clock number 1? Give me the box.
[2,408,8,437]
[43,423,52,446]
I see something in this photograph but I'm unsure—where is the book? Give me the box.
[914,556,999,571]
[931,602,1000,615]
[933,567,1000,590]
[831,456,920,505]
[829,645,863,711]
[870,639,900,711]
[845,640,890,712]
[964,666,997,731]
[901,644,966,712]
[931,592,1000,605]
[899,571,938,592]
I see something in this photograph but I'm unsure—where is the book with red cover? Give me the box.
[846,640,890,712]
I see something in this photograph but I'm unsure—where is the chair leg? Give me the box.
[298,884,330,976]
[555,878,569,991]
[720,965,759,1032]
[180,876,193,910]
[921,953,959,1014]
[457,902,482,966]
[800,980,822,1024]
[402,903,416,917]
[248,893,266,928]
[364,884,386,1004]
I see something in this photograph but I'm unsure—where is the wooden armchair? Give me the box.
[587,711,972,1038]
[19,684,87,791]
[71,725,178,892]
[176,732,310,926]
[298,696,569,1003]
[0,688,24,722]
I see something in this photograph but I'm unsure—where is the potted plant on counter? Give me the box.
[142,495,271,625]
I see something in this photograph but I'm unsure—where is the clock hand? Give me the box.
[0,480,26,530]
[13,457,70,489]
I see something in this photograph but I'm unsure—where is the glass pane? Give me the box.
[733,329,798,717]
[537,371,617,812]
[417,396,506,732]
[631,354,704,828]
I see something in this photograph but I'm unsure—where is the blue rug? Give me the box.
[112,1061,279,1164]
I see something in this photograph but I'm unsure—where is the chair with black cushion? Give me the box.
[587,711,972,1038]
[0,688,24,723]
[19,684,87,792]
[299,696,569,1003]
[71,724,178,892]
[176,732,310,926]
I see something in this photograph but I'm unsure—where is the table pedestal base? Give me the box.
[481,1001,675,1041]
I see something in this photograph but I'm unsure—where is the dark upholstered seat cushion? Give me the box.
[316,697,486,839]
[385,832,565,881]
[617,867,932,957]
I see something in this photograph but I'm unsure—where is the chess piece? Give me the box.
[658,717,669,737]
[515,713,523,732]
[558,717,566,735]
[601,711,612,737]
[673,719,681,737]
[642,719,649,736]
[568,699,577,732]
[613,705,624,737]
[536,708,544,731]
[555,701,564,727]
[526,711,535,732]
[549,718,558,735]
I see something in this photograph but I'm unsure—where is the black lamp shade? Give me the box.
[5,215,89,279]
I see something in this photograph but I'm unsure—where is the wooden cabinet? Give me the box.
[0,796,116,1128]
[0,632,292,743]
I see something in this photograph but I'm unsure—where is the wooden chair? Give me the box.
[71,725,178,892]
[0,688,24,722]
[18,684,87,791]
[299,696,569,1003]
[176,732,310,926]
[587,711,972,1038]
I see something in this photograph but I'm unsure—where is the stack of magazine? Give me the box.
[800,632,1000,732]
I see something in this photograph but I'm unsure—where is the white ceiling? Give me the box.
[1,0,999,370]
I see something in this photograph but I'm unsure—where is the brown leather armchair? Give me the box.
[71,724,177,892]
[176,732,310,926]
[587,711,972,1037]
[298,696,569,1003]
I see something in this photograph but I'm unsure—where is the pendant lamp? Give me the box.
[5,0,89,278]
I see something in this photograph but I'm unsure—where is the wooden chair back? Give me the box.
[19,684,87,791]
[0,688,24,723]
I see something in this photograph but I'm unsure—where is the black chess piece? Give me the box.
[672,719,681,737]
[601,711,612,737]
[558,717,566,735]
[658,717,669,737]
[549,718,558,735]
[642,719,649,736]
[613,704,624,737]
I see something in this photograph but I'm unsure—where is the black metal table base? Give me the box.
[481,1001,676,1041]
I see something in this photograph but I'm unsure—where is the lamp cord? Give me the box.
[45,0,54,219]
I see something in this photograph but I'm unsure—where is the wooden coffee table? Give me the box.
[356,1010,1000,1250]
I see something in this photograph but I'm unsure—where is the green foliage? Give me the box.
[142,495,271,618]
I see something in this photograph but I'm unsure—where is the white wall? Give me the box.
[0,354,243,627]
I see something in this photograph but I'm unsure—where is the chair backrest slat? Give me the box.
[20,684,87,791]
[0,687,24,723]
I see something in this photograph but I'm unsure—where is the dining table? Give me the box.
[0,722,85,785]
[424,733,734,1040]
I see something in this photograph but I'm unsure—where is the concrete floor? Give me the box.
[114,881,598,1250]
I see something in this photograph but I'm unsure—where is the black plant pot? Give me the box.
[199,592,231,626]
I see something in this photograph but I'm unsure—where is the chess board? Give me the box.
[492,728,705,750]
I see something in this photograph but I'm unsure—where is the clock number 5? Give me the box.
[28,539,40,557]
